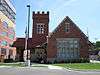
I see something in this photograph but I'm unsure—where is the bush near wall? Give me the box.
[4,59,14,63]
[53,58,90,64]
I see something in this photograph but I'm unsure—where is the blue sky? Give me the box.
[12,0,100,42]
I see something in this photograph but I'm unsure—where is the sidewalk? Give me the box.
[90,60,100,63]
[0,62,100,72]
[31,64,63,70]
[0,63,63,70]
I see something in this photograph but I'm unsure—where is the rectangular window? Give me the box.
[1,41,7,46]
[56,38,79,59]
[3,21,8,28]
[1,32,7,36]
[9,34,14,40]
[65,22,70,32]
[9,28,15,33]
[37,23,44,34]
[0,0,16,23]
[1,48,6,55]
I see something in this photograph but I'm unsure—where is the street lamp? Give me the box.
[26,4,30,67]
[27,5,30,38]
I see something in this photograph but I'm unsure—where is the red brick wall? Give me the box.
[13,38,33,49]
[32,11,49,47]
[47,16,89,59]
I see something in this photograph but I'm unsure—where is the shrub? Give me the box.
[4,59,13,63]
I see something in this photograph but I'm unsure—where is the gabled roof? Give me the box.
[50,16,88,39]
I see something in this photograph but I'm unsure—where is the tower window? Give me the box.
[37,23,44,34]
[65,22,70,32]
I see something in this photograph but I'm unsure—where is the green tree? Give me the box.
[96,41,100,47]
[95,41,100,50]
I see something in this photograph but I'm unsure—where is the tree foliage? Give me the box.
[95,41,100,50]
[96,41,100,48]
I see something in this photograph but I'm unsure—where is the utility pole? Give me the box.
[27,5,30,38]
[26,4,30,67]
[24,26,28,64]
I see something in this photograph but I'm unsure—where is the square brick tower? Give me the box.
[32,11,49,47]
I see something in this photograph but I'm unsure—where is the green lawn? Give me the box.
[53,63,100,70]
[0,63,25,67]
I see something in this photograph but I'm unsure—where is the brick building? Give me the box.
[14,11,92,63]
[0,0,16,62]
[47,16,91,62]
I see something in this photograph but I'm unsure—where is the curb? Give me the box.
[62,67,100,72]
[0,66,13,68]
[48,65,63,70]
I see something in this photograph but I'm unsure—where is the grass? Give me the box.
[1,62,100,70]
[53,63,100,70]
[0,63,25,67]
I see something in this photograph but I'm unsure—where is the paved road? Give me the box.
[0,67,100,75]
